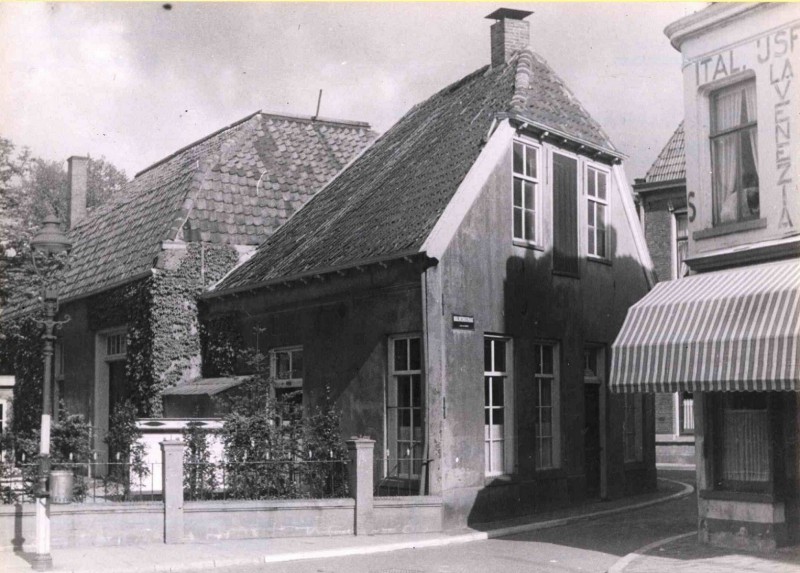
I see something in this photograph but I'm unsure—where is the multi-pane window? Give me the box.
[389,336,423,478]
[513,140,540,244]
[586,166,608,258]
[623,394,644,463]
[711,80,759,225]
[106,332,126,358]
[673,211,688,279]
[534,344,559,470]
[270,346,303,406]
[715,393,770,492]
[484,337,510,476]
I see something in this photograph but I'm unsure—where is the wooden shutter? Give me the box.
[552,153,579,276]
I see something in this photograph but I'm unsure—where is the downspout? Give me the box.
[420,268,431,495]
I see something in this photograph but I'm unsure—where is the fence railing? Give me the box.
[184,459,349,501]
[0,461,163,504]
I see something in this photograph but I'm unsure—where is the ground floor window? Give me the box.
[484,336,513,476]
[714,393,771,492]
[534,343,560,470]
[623,394,644,463]
[270,346,304,410]
[388,335,423,479]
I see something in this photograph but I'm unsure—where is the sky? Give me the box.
[0,2,706,183]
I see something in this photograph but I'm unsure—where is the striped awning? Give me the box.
[610,259,800,393]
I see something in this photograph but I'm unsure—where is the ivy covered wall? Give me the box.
[1,241,239,434]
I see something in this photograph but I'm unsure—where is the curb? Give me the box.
[26,478,695,573]
[606,531,697,573]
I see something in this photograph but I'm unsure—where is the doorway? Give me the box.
[584,347,607,499]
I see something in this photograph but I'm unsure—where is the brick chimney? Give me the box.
[486,8,532,68]
[67,156,88,228]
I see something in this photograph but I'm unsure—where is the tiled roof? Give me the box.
[643,122,685,184]
[213,49,618,293]
[57,112,376,302]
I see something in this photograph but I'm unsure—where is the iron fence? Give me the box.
[184,459,349,501]
[0,461,162,504]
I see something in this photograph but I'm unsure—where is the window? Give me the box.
[388,336,423,479]
[623,394,644,463]
[484,337,513,476]
[673,210,688,279]
[715,393,771,492]
[586,166,609,259]
[270,346,303,410]
[106,332,126,359]
[710,80,759,225]
[534,344,560,470]
[513,140,540,244]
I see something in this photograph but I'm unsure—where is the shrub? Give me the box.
[104,400,149,500]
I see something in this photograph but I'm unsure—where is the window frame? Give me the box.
[269,346,304,390]
[533,342,561,471]
[709,78,759,227]
[484,335,514,477]
[512,138,542,248]
[671,209,689,280]
[585,164,610,260]
[712,393,773,494]
[623,393,644,463]
[386,334,425,481]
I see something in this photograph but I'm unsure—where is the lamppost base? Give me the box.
[32,552,53,571]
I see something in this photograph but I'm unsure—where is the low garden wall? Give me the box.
[0,438,443,550]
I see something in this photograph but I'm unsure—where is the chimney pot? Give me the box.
[67,156,89,229]
[486,8,532,67]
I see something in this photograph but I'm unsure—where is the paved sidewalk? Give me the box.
[609,531,800,573]
[1,478,691,573]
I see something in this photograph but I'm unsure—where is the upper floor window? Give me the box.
[513,140,540,245]
[586,166,609,259]
[711,80,759,225]
[673,210,688,279]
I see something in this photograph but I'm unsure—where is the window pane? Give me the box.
[492,378,504,405]
[494,340,506,372]
[412,375,422,407]
[513,178,523,207]
[491,441,504,473]
[493,407,504,426]
[597,172,607,200]
[525,145,537,179]
[524,210,536,243]
[400,410,411,430]
[675,213,688,238]
[587,169,596,197]
[539,380,551,406]
[597,203,606,230]
[596,230,607,258]
[524,181,535,210]
[513,207,523,239]
[587,201,595,226]
[484,378,491,406]
[398,376,410,407]
[409,337,421,371]
[394,339,408,371]
[513,142,524,174]
[542,345,553,374]
[485,407,491,425]
[484,339,492,372]
[534,345,541,374]
[276,352,291,378]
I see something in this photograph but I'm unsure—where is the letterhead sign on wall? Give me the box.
[452,314,475,330]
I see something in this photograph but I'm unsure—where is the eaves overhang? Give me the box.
[201,250,437,301]
[504,113,626,164]
[664,3,766,51]
[632,177,687,194]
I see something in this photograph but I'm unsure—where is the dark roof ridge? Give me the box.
[135,111,262,178]
[257,110,372,129]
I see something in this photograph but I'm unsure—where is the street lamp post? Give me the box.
[30,213,72,572]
